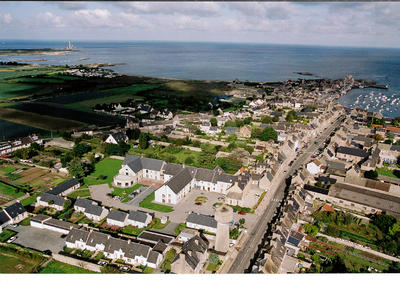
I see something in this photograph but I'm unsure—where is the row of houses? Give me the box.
[0,134,42,155]
[65,228,163,268]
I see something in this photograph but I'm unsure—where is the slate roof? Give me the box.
[85,205,104,216]
[337,146,369,158]
[86,230,109,248]
[39,192,65,207]
[390,145,400,152]
[110,132,127,143]
[217,173,237,184]
[30,214,51,223]
[74,198,94,209]
[0,211,11,225]
[195,168,215,182]
[5,202,26,219]
[225,126,238,135]
[163,163,184,176]
[107,210,128,223]
[124,242,151,259]
[123,155,165,173]
[164,168,193,194]
[137,231,175,244]
[128,210,148,223]
[186,213,217,229]
[48,178,79,195]
[147,251,160,264]
[44,218,79,231]
[65,228,90,244]
[174,235,209,270]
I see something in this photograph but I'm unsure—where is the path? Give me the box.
[317,233,400,263]
[127,186,156,207]
[3,193,30,207]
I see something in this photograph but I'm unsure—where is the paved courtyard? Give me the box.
[6,225,65,254]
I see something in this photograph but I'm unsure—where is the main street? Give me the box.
[227,116,344,273]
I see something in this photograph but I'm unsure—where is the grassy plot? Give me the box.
[0,107,85,131]
[0,229,17,243]
[0,182,25,199]
[376,167,399,178]
[67,188,91,199]
[0,245,46,273]
[84,158,123,186]
[39,260,95,274]
[20,195,37,206]
[139,192,174,213]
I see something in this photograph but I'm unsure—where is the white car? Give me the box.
[7,236,17,243]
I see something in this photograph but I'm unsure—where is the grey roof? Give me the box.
[86,230,109,248]
[164,168,193,194]
[147,251,160,264]
[267,172,274,182]
[105,237,129,253]
[48,178,79,195]
[128,210,148,223]
[74,198,94,209]
[390,145,400,152]
[140,157,165,171]
[5,202,26,219]
[107,210,128,223]
[0,211,11,225]
[124,242,151,259]
[123,155,165,173]
[325,160,346,170]
[195,168,215,182]
[110,132,127,143]
[217,173,237,184]
[39,193,65,207]
[163,163,184,176]
[186,213,217,229]
[225,126,238,135]
[174,235,209,270]
[337,146,369,158]
[137,231,175,244]
[66,228,90,244]
[44,218,78,231]
[85,205,104,216]
[30,214,51,223]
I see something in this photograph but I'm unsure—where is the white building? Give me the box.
[306,160,323,175]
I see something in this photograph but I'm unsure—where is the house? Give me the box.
[225,126,239,136]
[74,198,108,222]
[127,210,152,228]
[336,146,369,163]
[30,214,78,234]
[0,210,11,233]
[0,134,42,155]
[48,178,80,196]
[2,202,27,224]
[66,228,163,267]
[199,121,211,133]
[171,235,209,274]
[239,125,252,138]
[186,213,217,234]
[105,132,128,144]
[106,210,128,227]
[36,193,66,211]
[155,168,194,205]
[306,160,323,175]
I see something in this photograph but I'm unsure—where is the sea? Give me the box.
[1,40,400,123]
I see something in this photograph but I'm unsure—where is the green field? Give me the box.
[39,260,95,274]
[67,188,91,199]
[84,158,123,186]
[0,245,46,273]
[376,167,399,178]
[0,229,17,243]
[20,195,37,206]
[122,225,144,236]
[139,192,174,213]
[0,182,24,199]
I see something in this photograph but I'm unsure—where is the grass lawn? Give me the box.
[139,192,174,213]
[152,218,170,230]
[194,196,208,204]
[67,188,91,199]
[84,158,122,186]
[0,245,46,273]
[0,229,17,243]
[39,260,95,274]
[174,223,186,235]
[122,225,143,236]
[20,195,37,206]
[0,182,24,199]
[94,252,104,260]
[1,167,16,174]
[206,263,220,272]
[142,267,155,274]
[376,167,399,178]
[160,248,177,272]
[19,217,30,226]
[112,183,143,198]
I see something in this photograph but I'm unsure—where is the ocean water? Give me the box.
[1,40,400,117]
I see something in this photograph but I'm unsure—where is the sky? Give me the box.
[0,1,399,48]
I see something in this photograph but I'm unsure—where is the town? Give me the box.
[0,70,400,274]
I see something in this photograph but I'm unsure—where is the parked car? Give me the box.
[7,236,17,243]
[10,224,17,228]
[238,211,246,215]
[217,197,225,201]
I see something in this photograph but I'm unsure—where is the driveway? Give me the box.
[89,184,133,211]
[127,186,156,207]
[6,225,65,254]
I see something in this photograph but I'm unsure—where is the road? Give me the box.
[227,116,344,273]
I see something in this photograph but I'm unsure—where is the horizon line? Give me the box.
[1,38,399,50]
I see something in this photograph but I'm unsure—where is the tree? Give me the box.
[364,170,378,180]
[139,133,149,149]
[215,156,242,174]
[227,134,237,143]
[303,223,319,236]
[73,143,92,158]
[210,117,217,127]
[61,153,74,167]
[261,115,273,124]
[256,154,264,162]
[371,214,397,234]
[272,115,280,122]
[200,142,217,154]
[260,127,278,142]
[184,156,194,165]
[239,218,245,226]
[325,224,340,237]
[372,134,384,142]
[61,131,72,141]
[67,159,87,181]
[397,156,400,166]
[286,110,297,123]
[389,222,400,236]
[126,128,141,140]
[30,142,44,151]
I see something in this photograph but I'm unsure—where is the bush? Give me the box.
[209,253,219,265]
[364,170,378,180]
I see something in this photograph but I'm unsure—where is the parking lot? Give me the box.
[6,225,65,254]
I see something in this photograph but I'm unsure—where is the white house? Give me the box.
[106,210,128,227]
[1,202,27,225]
[48,178,80,196]
[30,214,78,234]
[105,132,128,144]
[127,210,152,229]
[306,160,323,175]
[36,193,66,211]
[74,198,108,222]
[186,213,217,234]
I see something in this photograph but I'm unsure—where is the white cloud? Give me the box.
[36,12,64,28]
[0,13,12,24]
